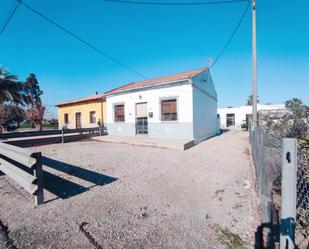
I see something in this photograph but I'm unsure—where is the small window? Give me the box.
[114,104,125,122]
[64,113,69,124]
[161,99,177,121]
[89,111,96,123]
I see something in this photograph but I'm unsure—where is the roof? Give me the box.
[105,67,207,95]
[56,93,105,107]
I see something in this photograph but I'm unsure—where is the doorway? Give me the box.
[135,102,148,135]
[226,113,235,127]
[75,112,82,129]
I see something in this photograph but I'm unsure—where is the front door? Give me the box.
[75,112,82,129]
[135,102,148,135]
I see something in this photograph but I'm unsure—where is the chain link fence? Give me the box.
[250,125,309,249]
[296,145,309,248]
[250,126,282,223]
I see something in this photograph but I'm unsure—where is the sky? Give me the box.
[1,0,309,118]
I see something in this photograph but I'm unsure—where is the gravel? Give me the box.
[0,129,259,249]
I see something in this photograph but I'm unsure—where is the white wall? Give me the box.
[218,104,286,128]
[191,69,218,143]
[106,83,194,139]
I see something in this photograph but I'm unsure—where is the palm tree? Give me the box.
[0,68,27,106]
[24,73,45,130]
[246,95,259,106]
[285,98,303,111]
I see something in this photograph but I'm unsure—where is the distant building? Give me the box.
[56,93,106,129]
[217,104,286,128]
[105,67,218,144]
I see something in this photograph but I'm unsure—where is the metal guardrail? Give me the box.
[0,143,44,205]
[1,127,107,147]
[0,127,105,139]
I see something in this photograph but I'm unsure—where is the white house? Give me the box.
[105,67,218,144]
[217,104,286,128]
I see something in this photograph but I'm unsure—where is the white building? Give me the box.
[217,104,286,128]
[105,67,218,144]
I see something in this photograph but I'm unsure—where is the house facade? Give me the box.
[217,104,286,128]
[56,93,106,129]
[105,67,218,143]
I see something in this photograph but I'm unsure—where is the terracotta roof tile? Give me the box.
[56,93,105,107]
[105,67,207,95]
[56,67,207,107]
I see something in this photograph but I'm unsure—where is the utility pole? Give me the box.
[252,0,257,129]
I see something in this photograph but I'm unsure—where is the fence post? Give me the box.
[62,127,64,143]
[32,152,44,206]
[280,138,297,249]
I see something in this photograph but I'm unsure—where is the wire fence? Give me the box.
[250,126,282,223]
[250,125,309,249]
[296,145,309,248]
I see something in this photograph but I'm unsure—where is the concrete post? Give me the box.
[280,138,297,249]
[252,0,258,129]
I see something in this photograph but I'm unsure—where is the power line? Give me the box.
[102,0,248,6]
[16,0,147,79]
[0,0,22,35]
[209,1,250,69]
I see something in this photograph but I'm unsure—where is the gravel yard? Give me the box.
[0,129,258,249]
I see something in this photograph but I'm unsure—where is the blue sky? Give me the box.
[1,0,308,118]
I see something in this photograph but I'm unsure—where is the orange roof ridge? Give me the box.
[56,67,207,107]
[105,67,207,95]
[56,93,105,107]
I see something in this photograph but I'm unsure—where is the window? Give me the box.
[89,111,96,123]
[64,113,69,124]
[161,99,177,121]
[114,104,125,122]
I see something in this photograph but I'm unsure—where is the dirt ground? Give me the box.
[0,129,259,249]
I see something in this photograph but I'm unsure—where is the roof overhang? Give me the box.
[56,95,105,108]
[105,79,190,97]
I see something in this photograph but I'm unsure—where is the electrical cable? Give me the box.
[16,0,148,79]
[209,1,250,69]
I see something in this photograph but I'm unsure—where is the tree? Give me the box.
[0,104,25,132]
[24,74,45,130]
[0,68,28,105]
[285,98,303,111]
[285,98,308,139]
[0,68,30,133]
[246,95,259,106]
[259,97,308,139]
[49,118,58,127]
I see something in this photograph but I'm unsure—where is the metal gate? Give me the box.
[135,102,148,135]
[136,117,148,134]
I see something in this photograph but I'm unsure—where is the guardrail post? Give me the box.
[61,127,64,143]
[280,138,297,249]
[32,152,44,206]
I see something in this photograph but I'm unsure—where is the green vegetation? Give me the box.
[0,67,47,132]
[246,94,259,106]
[215,226,249,249]
[19,123,57,129]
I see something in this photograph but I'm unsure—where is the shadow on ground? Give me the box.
[42,156,117,199]
[254,206,280,249]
